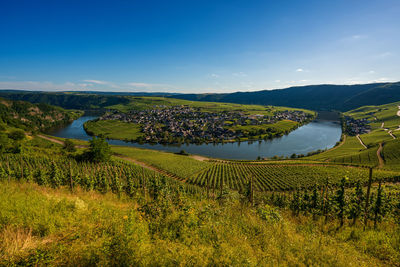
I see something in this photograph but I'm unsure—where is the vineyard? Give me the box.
[188,162,400,191]
[0,153,203,197]
[382,139,400,171]
[329,146,379,166]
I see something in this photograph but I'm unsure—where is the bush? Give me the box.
[8,130,25,141]
[257,204,282,223]
[0,133,10,153]
[85,137,111,162]
[63,139,76,152]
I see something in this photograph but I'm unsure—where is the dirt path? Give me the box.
[388,130,396,139]
[356,134,367,149]
[377,143,384,168]
[190,154,211,162]
[114,154,182,181]
[37,134,65,145]
[37,134,87,148]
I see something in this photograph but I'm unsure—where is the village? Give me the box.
[99,105,313,144]
[343,116,371,135]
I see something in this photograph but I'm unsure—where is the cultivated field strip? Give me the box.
[188,162,400,191]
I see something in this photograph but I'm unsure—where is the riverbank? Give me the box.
[46,116,342,160]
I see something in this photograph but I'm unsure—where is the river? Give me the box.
[47,116,342,160]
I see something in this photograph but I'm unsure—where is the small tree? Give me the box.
[0,122,6,131]
[0,133,10,153]
[63,139,76,152]
[8,130,25,141]
[87,137,111,162]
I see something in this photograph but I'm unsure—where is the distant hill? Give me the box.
[0,90,130,110]
[171,82,400,111]
[0,97,80,131]
[1,81,400,111]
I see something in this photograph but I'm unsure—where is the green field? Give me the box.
[107,96,315,115]
[84,120,143,141]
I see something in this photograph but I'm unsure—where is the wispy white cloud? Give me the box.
[208,73,220,78]
[352,34,367,40]
[0,81,80,91]
[83,79,109,85]
[296,68,304,72]
[0,80,177,92]
[340,34,368,43]
[126,82,170,88]
[232,72,247,77]
[375,52,393,59]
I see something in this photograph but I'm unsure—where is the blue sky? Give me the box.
[0,0,399,93]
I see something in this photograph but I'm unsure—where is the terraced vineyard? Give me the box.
[189,162,400,191]
[330,146,379,166]
[382,139,400,171]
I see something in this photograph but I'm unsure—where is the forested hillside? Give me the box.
[172,82,400,111]
[0,97,80,132]
[0,91,129,110]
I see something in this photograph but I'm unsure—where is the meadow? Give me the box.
[84,119,143,141]
[2,181,399,266]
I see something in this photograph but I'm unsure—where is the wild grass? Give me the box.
[0,181,398,266]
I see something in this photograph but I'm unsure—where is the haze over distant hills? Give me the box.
[1,81,400,111]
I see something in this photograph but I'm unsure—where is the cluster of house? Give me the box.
[344,116,371,135]
[100,105,312,143]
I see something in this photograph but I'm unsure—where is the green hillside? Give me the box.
[0,97,81,132]
[307,101,400,171]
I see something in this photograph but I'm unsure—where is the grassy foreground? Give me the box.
[1,181,398,266]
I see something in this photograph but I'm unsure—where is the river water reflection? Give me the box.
[48,116,342,160]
